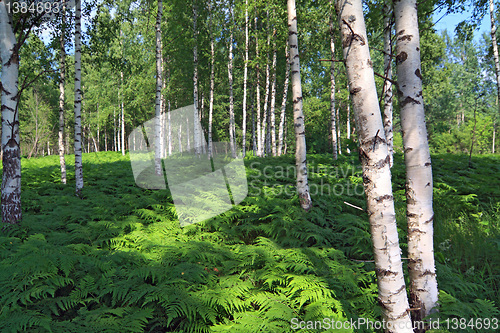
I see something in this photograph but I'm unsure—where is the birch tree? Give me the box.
[242,0,249,157]
[490,0,500,117]
[74,0,84,195]
[154,0,163,175]
[269,23,277,156]
[329,4,338,160]
[255,15,262,157]
[208,0,215,158]
[394,0,439,322]
[383,0,394,167]
[277,41,290,156]
[335,0,413,330]
[287,0,312,211]
[228,3,236,158]
[59,3,67,184]
[193,0,201,155]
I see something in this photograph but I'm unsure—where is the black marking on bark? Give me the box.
[375,155,391,168]
[350,87,361,94]
[407,212,418,218]
[341,19,365,48]
[396,51,407,65]
[376,268,397,277]
[367,59,373,68]
[424,215,434,224]
[375,194,393,203]
[425,182,431,187]
[415,69,423,80]
[424,162,431,166]
[404,147,413,154]
[400,96,421,107]
[398,34,413,42]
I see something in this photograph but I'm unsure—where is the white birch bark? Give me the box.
[329,6,338,160]
[278,41,290,157]
[262,12,271,156]
[395,0,438,323]
[270,28,277,156]
[336,0,413,330]
[59,4,67,184]
[74,0,84,195]
[346,94,351,153]
[154,0,163,174]
[228,5,236,158]
[193,0,201,155]
[287,0,312,211]
[490,0,500,118]
[242,0,249,157]
[208,0,214,158]
[121,71,125,156]
[383,0,394,167]
[255,16,262,157]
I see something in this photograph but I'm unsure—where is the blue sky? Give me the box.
[433,6,490,40]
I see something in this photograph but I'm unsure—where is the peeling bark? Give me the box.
[383,0,394,167]
[242,0,249,157]
[154,0,163,175]
[59,3,67,184]
[278,42,290,157]
[329,3,338,160]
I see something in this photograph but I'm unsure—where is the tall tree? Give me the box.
[255,15,262,157]
[242,0,249,157]
[74,0,84,196]
[228,2,236,158]
[277,41,290,156]
[154,0,163,175]
[329,3,338,160]
[287,0,312,211]
[269,27,277,156]
[490,0,500,117]
[208,0,215,157]
[383,0,394,167]
[335,0,413,330]
[395,0,438,324]
[193,0,201,155]
[59,3,67,184]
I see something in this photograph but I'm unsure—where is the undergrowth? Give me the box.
[0,151,498,332]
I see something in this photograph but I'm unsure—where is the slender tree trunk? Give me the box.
[395,0,438,325]
[278,41,290,157]
[383,0,394,167]
[251,102,256,155]
[193,0,201,155]
[96,102,100,152]
[336,0,413,330]
[346,96,351,153]
[270,26,277,156]
[105,124,108,151]
[74,0,84,196]
[490,0,500,117]
[59,4,67,184]
[121,72,125,155]
[242,0,249,157]
[336,105,341,154]
[113,108,117,151]
[228,5,236,158]
[154,0,163,174]
[255,16,262,157]
[262,11,271,156]
[329,6,338,160]
[288,0,312,211]
[208,0,214,158]
[493,120,496,153]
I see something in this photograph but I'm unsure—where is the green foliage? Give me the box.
[1,151,499,332]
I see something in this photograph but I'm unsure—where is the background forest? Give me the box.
[0,0,499,332]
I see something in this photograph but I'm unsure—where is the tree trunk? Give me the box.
[394,0,438,325]
[287,0,312,211]
[208,0,214,158]
[278,42,290,157]
[74,0,84,196]
[59,3,67,184]
[228,5,236,158]
[262,11,271,156]
[113,108,117,151]
[193,0,201,155]
[154,0,163,174]
[336,0,413,330]
[255,16,262,157]
[383,0,394,167]
[121,72,125,155]
[270,26,277,156]
[346,94,351,153]
[329,5,338,160]
[336,105,341,154]
[242,0,249,157]
[490,0,500,117]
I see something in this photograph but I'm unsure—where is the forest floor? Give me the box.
[0,151,498,332]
